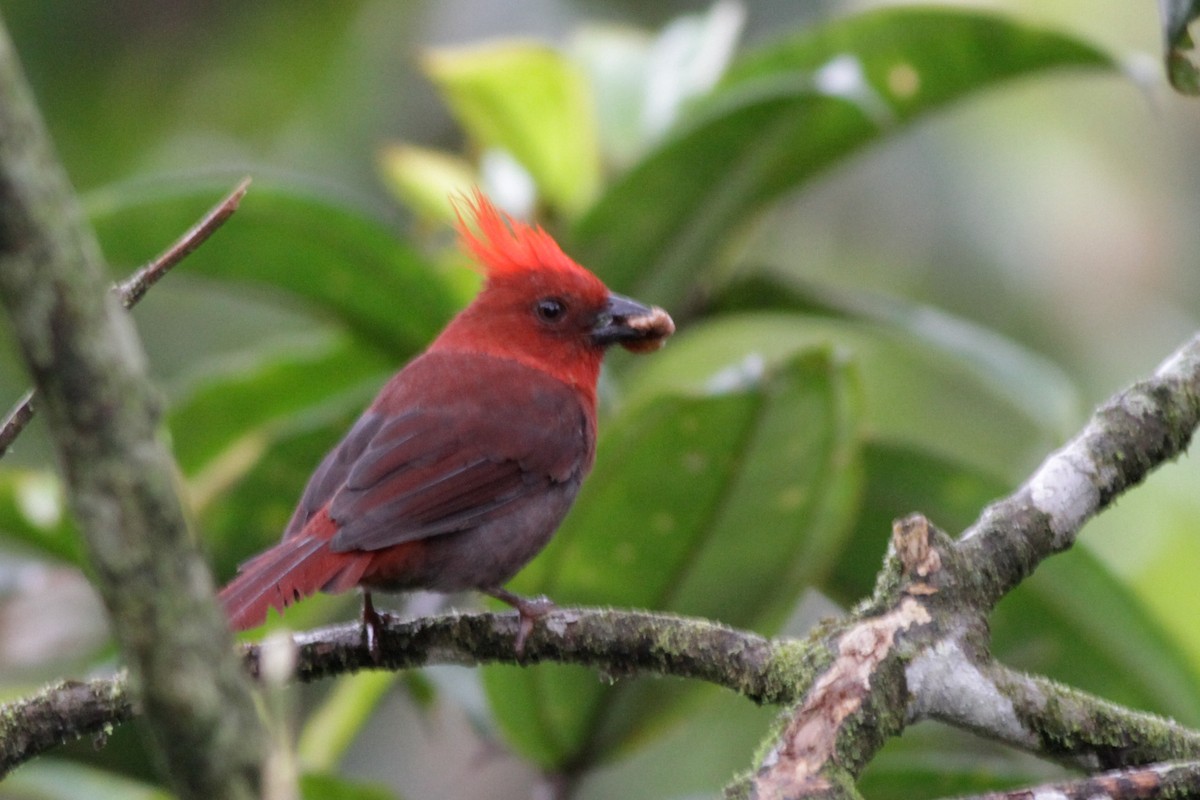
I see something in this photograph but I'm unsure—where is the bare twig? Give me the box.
[0,178,249,461]
[115,177,250,309]
[0,389,34,459]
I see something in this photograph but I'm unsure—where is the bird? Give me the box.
[217,191,674,656]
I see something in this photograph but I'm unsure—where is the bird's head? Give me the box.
[432,192,674,400]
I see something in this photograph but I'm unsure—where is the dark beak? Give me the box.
[590,292,675,350]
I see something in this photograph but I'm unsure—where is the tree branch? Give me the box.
[0,676,134,774]
[268,607,787,698]
[958,333,1200,609]
[0,177,248,460]
[948,760,1200,800]
[740,330,1200,798]
[0,16,264,800]
[910,650,1200,771]
[0,607,790,776]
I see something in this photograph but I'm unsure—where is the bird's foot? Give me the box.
[361,592,393,665]
[486,587,556,657]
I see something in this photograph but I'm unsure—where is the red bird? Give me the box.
[218,192,673,653]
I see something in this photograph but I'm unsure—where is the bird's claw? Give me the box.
[486,588,556,657]
[361,592,393,665]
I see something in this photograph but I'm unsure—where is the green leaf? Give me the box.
[712,273,1080,443]
[300,772,399,800]
[424,42,601,215]
[202,416,356,585]
[570,7,1114,305]
[623,314,1062,483]
[168,335,388,477]
[1,759,173,800]
[572,1,745,169]
[378,144,478,224]
[829,442,1011,604]
[0,469,83,566]
[859,722,1064,800]
[86,177,457,359]
[484,349,861,767]
[299,672,400,773]
[1160,0,1200,94]
[5,4,369,188]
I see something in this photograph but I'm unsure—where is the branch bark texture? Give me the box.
[0,17,263,800]
[959,334,1200,608]
[739,336,1200,798]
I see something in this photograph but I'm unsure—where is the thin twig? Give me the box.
[0,389,34,459]
[115,177,250,309]
[0,178,250,460]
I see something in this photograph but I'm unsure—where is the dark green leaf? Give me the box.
[0,469,83,566]
[623,314,1062,483]
[5,4,368,188]
[828,442,1010,604]
[202,416,355,586]
[0,759,173,800]
[168,335,388,476]
[571,8,1114,306]
[858,722,1064,800]
[301,772,399,800]
[995,548,1200,726]
[712,273,1080,443]
[87,177,457,359]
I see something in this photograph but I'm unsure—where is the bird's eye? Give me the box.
[535,297,567,323]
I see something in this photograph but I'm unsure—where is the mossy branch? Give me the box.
[0,14,264,800]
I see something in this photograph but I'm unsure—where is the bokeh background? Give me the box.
[0,1,1198,798]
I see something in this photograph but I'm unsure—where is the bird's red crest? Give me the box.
[454,191,591,282]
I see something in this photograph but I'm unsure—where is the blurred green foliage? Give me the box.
[0,2,1198,799]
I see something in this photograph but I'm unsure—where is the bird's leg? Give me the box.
[485,587,556,656]
[361,591,392,665]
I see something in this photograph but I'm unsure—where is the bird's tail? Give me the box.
[218,534,369,631]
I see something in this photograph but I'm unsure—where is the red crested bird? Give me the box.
[217,192,674,655]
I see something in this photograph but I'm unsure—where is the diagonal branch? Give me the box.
[910,649,1200,771]
[115,177,249,309]
[0,18,264,800]
[957,333,1200,609]
[0,389,34,460]
[740,333,1200,799]
[0,178,249,460]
